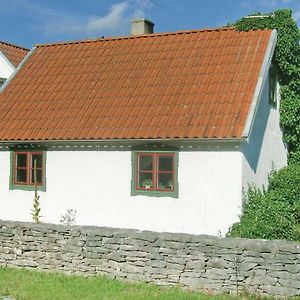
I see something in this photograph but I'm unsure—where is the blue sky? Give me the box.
[1,0,299,48]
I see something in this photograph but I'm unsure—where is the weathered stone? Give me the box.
[165,256,186,265]
[157,241,185,249]
[186,259,206,270]
[119,245,139,251]
[207,258,228,268]
[61,244,82,254]
[119,263,144,274]
[239,262,258,271]
[150,260,167,268]
[85,241,103,247]
[81,251,103,259]
[279,279,300,289]
[180,277,204,289]
[166,262,185,271]
[125,251,148,258]
[269,271,292,280]
[102,237,124,245]
[245,275,278,286]
[181,271,202,278]
[15,260,38,268]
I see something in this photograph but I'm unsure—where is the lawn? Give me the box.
[0,267,254,300]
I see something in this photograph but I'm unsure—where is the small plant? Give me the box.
[142,178,152,189]
[31,159,41,224]
[60,209,77,226]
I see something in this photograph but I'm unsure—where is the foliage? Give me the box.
[228,164,300,240]
[60,209,77,226]
[0,267,252,300]
[234,9,300,163]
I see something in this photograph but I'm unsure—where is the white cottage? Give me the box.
[0,41,28,88]
[0,22,287,236]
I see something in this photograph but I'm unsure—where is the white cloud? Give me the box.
[86,2,129,33]
[132,0,153,18]
[45,0,154,37]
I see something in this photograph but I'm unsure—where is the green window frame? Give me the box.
[131,151,179,198]
[9,150,47,191]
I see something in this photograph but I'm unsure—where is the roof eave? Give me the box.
[0,137,248,145]
[242,29,277,138]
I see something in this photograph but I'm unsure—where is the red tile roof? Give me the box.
[0,28,273,141]
[0,41,29,67]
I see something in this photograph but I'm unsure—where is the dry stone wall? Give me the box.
[1,220,300,297]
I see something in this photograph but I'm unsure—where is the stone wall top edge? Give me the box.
[1,219,300,249]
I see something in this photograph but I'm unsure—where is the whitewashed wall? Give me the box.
[242,74,287,191]
[0,52,15,79]
[0,149,243,236]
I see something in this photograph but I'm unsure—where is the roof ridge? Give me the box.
[35,26,237,48]
[0,40,29,51]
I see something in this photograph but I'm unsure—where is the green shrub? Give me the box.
[228,164,300,241]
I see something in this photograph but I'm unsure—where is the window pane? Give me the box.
[31,169,42,184]
[158,173,173,190]
[16,154,27,168]
[139,155,153,171]
[158,156,173,171]
[31,154,43,169]
[138,172,153,189]
[16,169,27,183]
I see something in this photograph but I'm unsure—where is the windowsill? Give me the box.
[9,183,46,192]
[131,188,178,198]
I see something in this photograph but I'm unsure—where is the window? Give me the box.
[131,152,178,197]
[0,78,6,89]
[269,66,277,106]
[10,150,46,191]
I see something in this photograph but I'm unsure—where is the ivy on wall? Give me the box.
[234,9,300,163]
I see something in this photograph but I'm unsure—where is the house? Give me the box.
[0,20,287,236]
[0,41,29,88]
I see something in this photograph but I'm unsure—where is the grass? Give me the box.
[0,267,256,300]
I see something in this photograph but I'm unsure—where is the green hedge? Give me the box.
[227,164,300,241]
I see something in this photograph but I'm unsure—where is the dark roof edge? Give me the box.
[0,137,248,144]
[0,40,30,51]
[35,27,271,48]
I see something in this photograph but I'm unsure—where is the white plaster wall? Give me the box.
[0,149,243,236]
[0,53,14,79]
[242,76,287,190]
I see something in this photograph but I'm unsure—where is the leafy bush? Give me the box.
[228,164,300,241]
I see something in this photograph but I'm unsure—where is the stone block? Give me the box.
[150,260,167,268]
[186,259,206,270]
[85,241,103,247]
[102,237,124,245]
[15,260,38,268]
[207,257,228,268]
[166,262,185,271]
[119,263,145,274]
[279,278,300,289]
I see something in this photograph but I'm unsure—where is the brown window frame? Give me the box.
[13,151,44,186]
[136,153,175,192]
